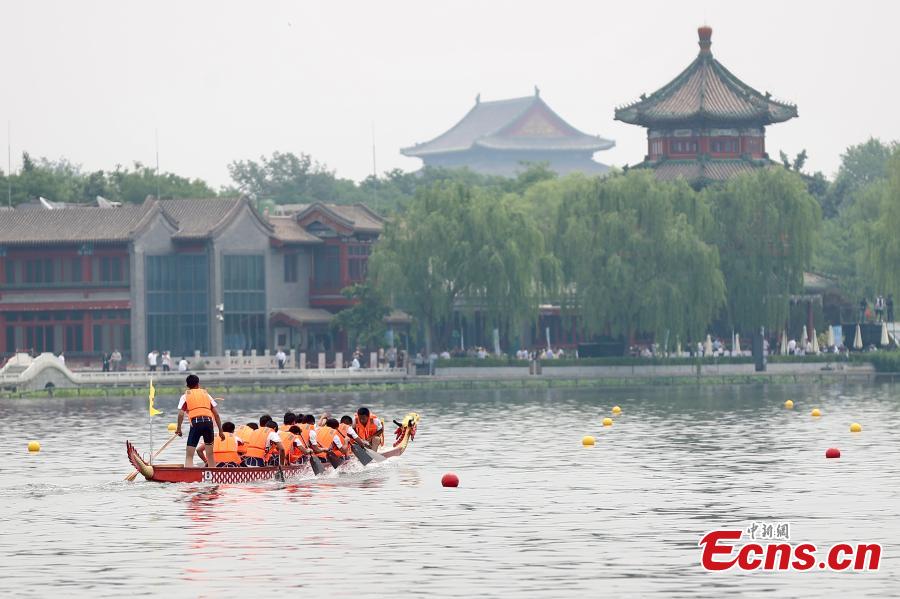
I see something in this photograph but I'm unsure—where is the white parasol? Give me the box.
[853,323,863,350]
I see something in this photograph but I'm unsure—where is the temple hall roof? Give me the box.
[615,26,797,127]
[402,90,614,157]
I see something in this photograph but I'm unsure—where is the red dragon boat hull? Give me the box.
[126,412,419,484]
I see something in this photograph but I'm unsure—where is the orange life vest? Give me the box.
[314,425,338,459]
[184,388,213,420]
[353,414,380,441]
[213,432,241,465]
[278,430,297,464]
[245,427,271,459]
[337,423,353,456]
[298,423,312,447]
[235,425,253,454]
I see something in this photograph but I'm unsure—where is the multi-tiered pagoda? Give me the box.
[402,88,615,176]
[615,26,797,185]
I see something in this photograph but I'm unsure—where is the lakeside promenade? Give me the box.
[0,352,879,397]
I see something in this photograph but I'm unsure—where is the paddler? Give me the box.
[339,415,364,450]
[212,422,243,467]
[242,420,285,467]
[311,418,345,462]
[175,374,225,468]
[354,407,384,450]
[236,422,258,456]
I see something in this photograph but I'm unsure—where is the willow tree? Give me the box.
[862,150,900,295]
[708,167,821,334]
[557,170,724,347]
[463,189,558,346]
[369,182,475,355]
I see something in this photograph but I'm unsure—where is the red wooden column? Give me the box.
[84,311,94,353]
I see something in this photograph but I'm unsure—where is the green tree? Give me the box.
[822,138,897,218]
[228,151,354,205]
[332,283,390,349]
[860,149,900,296]
[557,170,725,347]
[109,162,216,203]
[708,167,821,334]
[369,182,479,355]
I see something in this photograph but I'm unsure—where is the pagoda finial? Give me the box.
[534,85,540,97]
[475,93,480,105]
[698,25,713,54]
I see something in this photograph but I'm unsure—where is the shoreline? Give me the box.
[0,365,887,400]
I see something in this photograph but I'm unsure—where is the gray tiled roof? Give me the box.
[402,94,614,157]
[0,204,152,245]
[640,158,769,182]
[0,196,269,245]
[268,216,322,244]
[283,203,385,234]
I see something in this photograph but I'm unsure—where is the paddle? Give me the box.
[363,446,386,463]
[325,451,343,470]
[125,433,177,481]
[350,442,374,465]
[275,458,285,483]
[308,452,325,476]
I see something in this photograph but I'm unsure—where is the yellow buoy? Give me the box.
[167,423,177,432]
[27,441,41,452]
[602,417,613,427]
[850,422,862,433]
[811,408,821,417]
[582,435,595,446]
[784,400,794,409]
[612,406,622,415]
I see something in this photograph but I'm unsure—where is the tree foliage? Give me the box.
[860,149,900,296]
[0,153,216,206]
[556,171,724,343]
[331,283,390,349]
[708,167,821,332]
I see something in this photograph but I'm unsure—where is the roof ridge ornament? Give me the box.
[698,24,712,54]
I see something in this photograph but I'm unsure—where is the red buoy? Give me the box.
[441,472,459,487]
[825,447,841,459]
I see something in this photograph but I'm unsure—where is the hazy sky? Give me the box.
[1,1,898,189]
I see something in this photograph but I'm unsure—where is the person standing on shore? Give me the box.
[175,374,224,468]
[148,350,158,372]
[110,349,122,372]
[275,348,286,370]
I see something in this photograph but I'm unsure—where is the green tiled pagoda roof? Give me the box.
[615,27,797,127]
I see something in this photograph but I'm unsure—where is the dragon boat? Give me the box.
[126,412,419,484]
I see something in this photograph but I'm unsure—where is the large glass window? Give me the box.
[223,255,266,352]
[312,246,340,289]
[146,254,209,355]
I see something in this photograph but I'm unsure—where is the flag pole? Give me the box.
[148,377,154,464]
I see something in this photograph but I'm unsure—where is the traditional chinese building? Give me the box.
[614,26,798,185]
[402,88,615,176]
[0,198,404,364]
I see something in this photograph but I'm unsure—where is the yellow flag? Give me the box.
[148,379,163,416]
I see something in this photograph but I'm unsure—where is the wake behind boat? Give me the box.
[127,412,419,483]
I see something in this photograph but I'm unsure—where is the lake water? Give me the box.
[1,382,898,597]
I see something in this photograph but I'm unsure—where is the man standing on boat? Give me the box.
[175,374,225,467]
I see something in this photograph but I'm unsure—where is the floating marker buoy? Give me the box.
[582,435,595,446]
[27,441,41,453]
[811,408,821,417]
[167,423,177,432]
[602,417,613,427]
[850,423,862,433]
[612,406,622,415]
[441,472,459,487]
[784,400,794,409]
[825,447,841,459]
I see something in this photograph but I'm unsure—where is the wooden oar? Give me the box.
[350,442,374,465]
[325,451,343,470]
[308,453,325,476]
[275,458,285,483]
[125,434,177,481]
